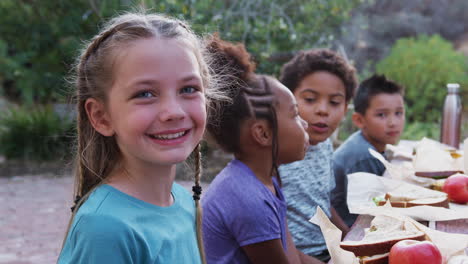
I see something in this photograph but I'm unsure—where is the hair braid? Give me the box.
[192,143,206,264]
[244,76,281,184]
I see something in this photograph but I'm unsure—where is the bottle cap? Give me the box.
[447,83,460,93]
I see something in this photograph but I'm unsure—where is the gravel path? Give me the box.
[0,174,209,264]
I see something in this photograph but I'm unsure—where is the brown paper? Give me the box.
[310,207,468,264]
[347,172,468,221]
[309,207,359,264]
[382,138,466,185]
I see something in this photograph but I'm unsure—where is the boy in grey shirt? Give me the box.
[278,49,357,262]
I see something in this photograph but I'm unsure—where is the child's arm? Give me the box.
[286,228,325,264]
[297,251,326,264]
[242,239,290,264]
[330,206,350,239]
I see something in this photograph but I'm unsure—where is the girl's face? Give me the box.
[89,37,206,168]
[272,79,309,165]
[293,71,347,145]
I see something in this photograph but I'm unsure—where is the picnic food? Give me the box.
[415,170,463,179]
[389,240,442,264]
[374,184,449,208]
[442,173,468,204]
[340,215,427,264]
[412,138,464,179]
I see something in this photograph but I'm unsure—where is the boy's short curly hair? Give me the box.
[279,49,358,102]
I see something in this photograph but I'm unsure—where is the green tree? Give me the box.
[0,0,103,104]
[0,0,364,104]
[376,34,468,123]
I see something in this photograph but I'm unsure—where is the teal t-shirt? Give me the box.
[58,183,201,264]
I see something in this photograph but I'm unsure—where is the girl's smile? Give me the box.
[147,128,191,146]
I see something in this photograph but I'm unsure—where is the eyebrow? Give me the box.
[131,74,202,87]
[374,106,405,112]
[299,89,345,97]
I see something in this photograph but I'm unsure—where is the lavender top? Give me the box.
[202,159,287,264]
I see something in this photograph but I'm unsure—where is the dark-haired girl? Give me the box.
[201,37,324,264]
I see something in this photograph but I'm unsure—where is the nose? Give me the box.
[158,95,185,122]
[388,114,397,127]
[315,100,328,116]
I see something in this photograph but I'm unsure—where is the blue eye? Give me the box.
[181,86,198,94]
[136,91,153,98]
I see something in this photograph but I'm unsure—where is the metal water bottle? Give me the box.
[440,83,462,148]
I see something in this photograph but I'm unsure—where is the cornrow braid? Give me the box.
[246,76,281,185]
[243,78,275,118]
[192,143,206,264]
[205,36,283,185]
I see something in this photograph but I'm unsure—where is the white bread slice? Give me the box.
[415,170,462,178]
[376,184,449,208]
[340,215,426,257]
[377,196,449,208]
[385,184,447,201]
[407,197,449,208]
[359,253,389,264]
[413,138,460,172]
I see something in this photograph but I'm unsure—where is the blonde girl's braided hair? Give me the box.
[61,11,229,264]
[192,143,206,263]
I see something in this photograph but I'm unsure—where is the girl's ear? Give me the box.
[352,112,365,129]
[250,120,272,147]
[85,98,115,137]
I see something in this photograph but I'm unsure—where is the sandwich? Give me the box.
[412,138,464,179]
[340,215,427,264]
[414,170,463,179]
[373,184,449,208]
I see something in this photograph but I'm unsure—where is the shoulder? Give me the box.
[60,213,142,264]
[204,160,259,202]
[73,212,135,240]
[348,157,385,175]
[334,131,372,159]
[203,163,280,226]
[279,140,333,182]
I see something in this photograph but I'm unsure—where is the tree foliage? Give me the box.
[0,0,363,104]
[376,34,468,123]
[336,0,468,74]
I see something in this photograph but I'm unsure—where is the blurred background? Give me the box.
[0,0,467,178]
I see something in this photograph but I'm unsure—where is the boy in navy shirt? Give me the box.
[332,74,405,227]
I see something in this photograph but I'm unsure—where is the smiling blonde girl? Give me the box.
[58,12,224,264]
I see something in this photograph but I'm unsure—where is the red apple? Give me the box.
[442,173,468,204]
[389,240,442,264]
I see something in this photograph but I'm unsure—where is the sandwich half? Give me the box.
[340,215,427,264]
[374,184,449,208]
